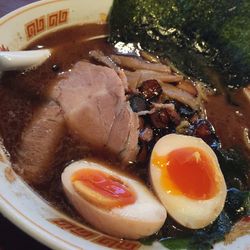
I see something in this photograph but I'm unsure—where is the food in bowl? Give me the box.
[62,160,166,239]
[0,0,249,249]
[150,134,227,229]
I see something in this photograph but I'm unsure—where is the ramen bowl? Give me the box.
[0,1,249,249]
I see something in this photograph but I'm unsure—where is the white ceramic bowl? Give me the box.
[0,1,249,249]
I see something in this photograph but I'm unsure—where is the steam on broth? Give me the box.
[0,23,249,247]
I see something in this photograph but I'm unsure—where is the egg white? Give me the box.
[62,160,167,239]
[150,134,227,229]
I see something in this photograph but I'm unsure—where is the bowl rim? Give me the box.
[0,186,79,250]
[0,0,58,26]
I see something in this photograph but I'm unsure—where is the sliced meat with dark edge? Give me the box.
[16,101,65,185]
[50,61,139,163]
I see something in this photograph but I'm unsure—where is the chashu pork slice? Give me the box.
[107,102,140,162]
[50,61,139,162]
[17,101,65,185]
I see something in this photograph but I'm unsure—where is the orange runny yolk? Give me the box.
[72,169,136,209]
[152,147,219,200]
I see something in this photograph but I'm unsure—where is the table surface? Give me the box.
[0,1,50,249]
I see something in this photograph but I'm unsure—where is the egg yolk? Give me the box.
[72,169,136,209]
[152,147,219,200]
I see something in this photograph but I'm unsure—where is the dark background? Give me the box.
[0,1,49,249]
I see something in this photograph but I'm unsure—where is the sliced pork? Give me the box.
[17,101,65,185]
[51,61,139,162]
[120,110,140,162]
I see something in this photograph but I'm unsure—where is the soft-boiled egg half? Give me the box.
[150,134,227,229]
[62,160,166,239]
